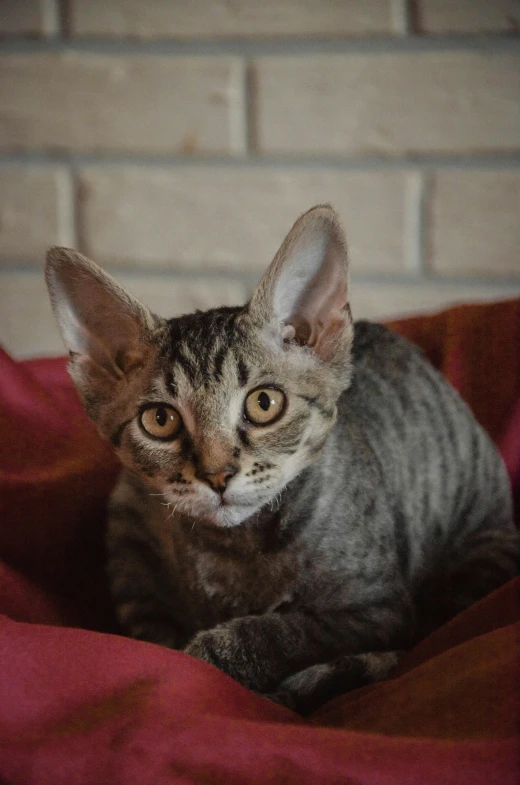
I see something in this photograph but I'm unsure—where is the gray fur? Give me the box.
[45,206,518,714]
[266,651,402,714]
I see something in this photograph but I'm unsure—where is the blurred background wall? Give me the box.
[0,0,519,357]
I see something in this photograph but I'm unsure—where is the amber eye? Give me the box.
[244,388,286,426]
[140,405,182,440]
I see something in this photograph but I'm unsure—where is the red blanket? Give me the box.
[1,300,519,784]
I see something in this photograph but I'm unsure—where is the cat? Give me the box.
[45,205,518,714]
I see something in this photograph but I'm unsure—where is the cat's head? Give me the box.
[46,205,354,528]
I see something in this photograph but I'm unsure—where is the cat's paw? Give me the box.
[184,627,230,670]
[184,622,262,690]
[264,662,338,715]
[261,688,298,712]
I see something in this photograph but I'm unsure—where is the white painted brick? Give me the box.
[0,271,248,358]
[78,166,412,275]
[255,52,520,155]
[70,0,394,38]
[0,0,57,36]
[416,0,520,33]
[351,281,520,322]
[0,54,244,154]
[429,171,520,278]
[117,273,248,318]
[0,166,73,262]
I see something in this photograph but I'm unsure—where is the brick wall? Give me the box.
[0,0,519,358]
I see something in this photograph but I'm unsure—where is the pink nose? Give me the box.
[196,467,237,493]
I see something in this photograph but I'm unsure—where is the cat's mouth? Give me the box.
[216,491,248,509]
[204,489,266,526]
[168,481,275,527]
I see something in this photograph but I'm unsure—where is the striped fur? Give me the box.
[46,206,518,714]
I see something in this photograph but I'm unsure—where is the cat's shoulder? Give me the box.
[352,320,424,369]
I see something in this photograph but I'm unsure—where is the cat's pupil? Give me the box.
[258,392,271,411]
[155,408,168,427]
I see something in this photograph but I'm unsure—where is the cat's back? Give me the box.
[337,321,512,566]
[346,319,480,436]
[347,319,456,420]
[350,320,430,382]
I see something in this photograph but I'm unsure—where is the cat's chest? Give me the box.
[172,536,301,629]
[200,550,294,611]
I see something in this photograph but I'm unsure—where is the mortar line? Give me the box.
[1,153,520,170]
[1,34,519,56]
[58,0,71,39]
[56,165,77,248]
[244,59,258,156]
[407,0,422,35]
[1,263,518,289]
[403,170,424,274]
[419,169,435,277]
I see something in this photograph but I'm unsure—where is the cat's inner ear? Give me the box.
[45,247,157,378]
[249,205,351,361]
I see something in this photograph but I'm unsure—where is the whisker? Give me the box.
[167,502,180,521]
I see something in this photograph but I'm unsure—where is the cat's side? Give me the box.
[45,205,518,714]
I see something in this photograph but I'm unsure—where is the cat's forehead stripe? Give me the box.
[162,306,253,394]
[165,306,244,389]
[237,358,249,388]
[213,344,229,382]
[175,347,205,387]
[165,370,177,398]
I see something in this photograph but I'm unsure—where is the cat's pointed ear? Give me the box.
[248,205,352,362]
[45,247,158,379]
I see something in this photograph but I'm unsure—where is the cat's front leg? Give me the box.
[107,472,189,649]
[185,612,320,691]
[264,651,403,715]
[107,539,188,649]
[184,607,404,693]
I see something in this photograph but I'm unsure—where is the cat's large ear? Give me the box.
[247,205,352,363]
[45,247,158,381]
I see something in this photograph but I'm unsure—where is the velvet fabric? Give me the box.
[0,300,519,784]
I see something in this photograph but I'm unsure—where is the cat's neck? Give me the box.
[175,469,316,556]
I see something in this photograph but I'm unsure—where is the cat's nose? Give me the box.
[197,466,237,494]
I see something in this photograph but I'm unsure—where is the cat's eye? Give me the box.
[140,405,182,440]
[244,387,286,426]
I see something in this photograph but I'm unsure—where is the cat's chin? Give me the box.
[202,501,262,529]
[167,485,282,529]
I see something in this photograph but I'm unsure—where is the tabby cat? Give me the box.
[45,205,518,714]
